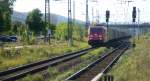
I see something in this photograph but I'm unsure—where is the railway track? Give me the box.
[0,47,94,81]
[66,42,129,81]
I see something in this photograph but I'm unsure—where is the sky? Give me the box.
[13,0,150,23]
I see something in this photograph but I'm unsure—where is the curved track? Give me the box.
[66,42,129,81]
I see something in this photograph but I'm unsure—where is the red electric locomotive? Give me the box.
[88,25,106,47]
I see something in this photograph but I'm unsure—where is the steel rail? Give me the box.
[66,42,129,81]
[91,44,129,81]
[0,47,94,81]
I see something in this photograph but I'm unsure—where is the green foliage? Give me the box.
[55,22,68,40]
[45,22,56,35]
[0,40,89,71]
[21,29,36,45]
[0,9,4,32]
[48,67,59,75]
[50,47,106,81]
[81,47,106,61]
[15,24,36,45]
[0,48,20,59]
[26,8,44,34]
[110,36,150,81]
[11,21,22,34]
[55,22,85,41]
[73,23,85,41]
[23,74,44,81]
[0,0,16,33]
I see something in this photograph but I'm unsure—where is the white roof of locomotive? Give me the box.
[89,25,107,30]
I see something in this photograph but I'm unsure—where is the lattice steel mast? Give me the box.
[45,0,51,43]
[68,0,73,46]
[85,0,89,28]
[45,0,50,25]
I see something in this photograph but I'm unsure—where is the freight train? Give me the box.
[88,24,131,47]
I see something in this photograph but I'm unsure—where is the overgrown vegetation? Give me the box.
[0,40,89,71]
[21,47,107,81]
[55,22,86,41]
[110,35,150,81]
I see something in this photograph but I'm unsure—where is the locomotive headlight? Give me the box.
[94,34,98,36]
[90,35,93,37]
[89,38,92,40]
[99,35,102,38]
[100,37,102,40]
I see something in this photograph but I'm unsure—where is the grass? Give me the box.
[0,40,89,71]
[109,35,150,81]
[21,47,107,81]
[50,47,107,81]
[23,74,44,81]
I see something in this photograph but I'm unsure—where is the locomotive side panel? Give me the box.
[88,25,131,47]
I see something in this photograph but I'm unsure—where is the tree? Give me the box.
[0,8,5,32]
[26,9,44,34]
[0,0,16,33]
[11,21,23,34]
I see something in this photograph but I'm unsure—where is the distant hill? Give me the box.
[12,11,84,25]
[12,11,28,23]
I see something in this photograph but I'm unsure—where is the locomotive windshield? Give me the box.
[90,27,103,34]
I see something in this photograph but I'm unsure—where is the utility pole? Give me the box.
[138,8,140,40]
[92,7,94,25]
[73,0,75,25]
[68,0,73,46]
[45,0,51,44]
[96,10,100,24]
[118,0,134,22]
[85,0,89,28]
[125,0,133,22]
[126,0,134,6]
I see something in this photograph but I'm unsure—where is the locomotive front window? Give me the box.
[90,28,102,33]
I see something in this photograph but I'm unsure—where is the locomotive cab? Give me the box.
[88,26,106,47]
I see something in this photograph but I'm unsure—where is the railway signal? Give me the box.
[132,7,136,22]
[106,10,110,40]
[106,10,110,23]
[132,6,136,47]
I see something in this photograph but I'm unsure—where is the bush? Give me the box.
[23,74,44,81]
[73,23,85,41]
[55,22,86,41]
[55,22,68,40]
[110,36,150,81]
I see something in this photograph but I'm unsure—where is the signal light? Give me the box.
[106,10,110,22]
[106,10,110,18]
[132,7,136,22]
